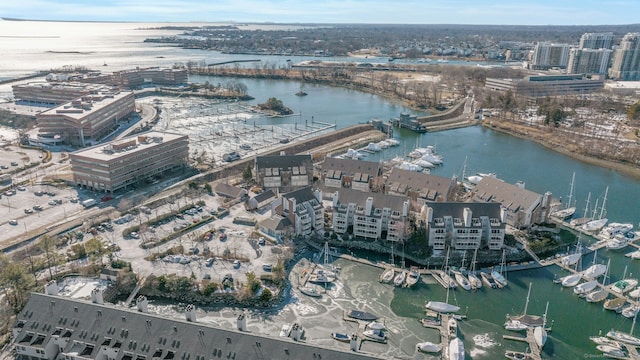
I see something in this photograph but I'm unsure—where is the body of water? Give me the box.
[3,20,640,359]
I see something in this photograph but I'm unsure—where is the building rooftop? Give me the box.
[473,176,542,212]
[256,154,311,170]
[335,188,407,212]
[322,157,381,178]
[38,90,133,121]
[386,168,453,201]
[70,131,187,162]
[283,186,318,204]
[428,202,502,221]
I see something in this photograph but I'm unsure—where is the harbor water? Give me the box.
[2,20,640,359]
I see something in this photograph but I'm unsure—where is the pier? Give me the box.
[419,312,453,359]
[502,327,542,360]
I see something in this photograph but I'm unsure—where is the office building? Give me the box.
[12,82,116,105]
[485,74,605,98]
[70,131,189,193]
[567,48,612,75]
[609,32,640,81]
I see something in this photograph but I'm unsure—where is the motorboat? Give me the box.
[596,345,627,358]
[600,223,634,239]
[504,350,534,360]
[467,272,482,290]
[396,161,422,172]
[574,280,599,296]
[345,148,365,159]
[625,250,640,259]
[448,337,465,360]
[331,332,351,342]
[366,321,386,330]
[376,140,390,149]
[606,235,630,250]
[366,142,382,152]
[394,271,407,287]
[348,310,378,321]
[491,270,507,288]
[480,272,498,288]
[604,297,627,311]
[629,288,640,298]
[561,272,583,287]
[622,304,640,318]
[413,159,434,169]
[447,317,458,337]
[420,152,443,165]
[504,319,528,332]
[308,270,336,284]
[380,268,395,283]
[607,330,640,347]
[452,270,471,291]
[298,286,322,298]
[534,326,547,348]
[416,341,441,353]
[425,301,460,314]
[404,271,420,288]
[610,279,638,294]
[583,264,608,281]
[590,335,623,348]
[362,329,386,342]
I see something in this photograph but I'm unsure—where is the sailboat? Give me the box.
[533,302,550,348]
[506,283,544,329]
[452,269,472,291]
[394,271,407,287]
[574,280,599,296]
[467,248,482,289]
[550,172,576,219]
[583,249,607,281]
[560,272,583,287]
[404,270,420,288]
[380,268,395,283]
[606,310,640,346]
[586,259,611,303]
[570,192,592,226]
[491,249,508,288]
[426,249,460,313]
[416,341,441,353]
[583,187,608,232]
[480,272,498,289]
[561,231,583,266]
[308,242,337,284]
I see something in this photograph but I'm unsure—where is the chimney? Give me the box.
[314,189,322,203]
[332,191,339,208]
[500,206,508,223]
[290,323,303,341]
[45,280,59,296]
[350,333,358,351]
[402,200,409,217]
[542,191,552,208]
[365,197,373,216]
[463,207,472,227]
[515,180,525,189]
[91,288,104,304]
[136,296,148,313]
[426,206,433,222]
[185,304,196,322]
[236,314,247,332]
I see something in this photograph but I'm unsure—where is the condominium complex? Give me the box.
[254,154,313,192]
[12,82,116,105]
[36,91,135,146]
[485,74,605,98]
[567,48,612,75]
[384,168,456,205]
[421,202,505,251]
[579,32,614,50]
[69,131,189,193]
[331,188,410,242]
[321,157,383,192]
[529,42,570,70]
[271,187,324,237]
[609,32,640,81]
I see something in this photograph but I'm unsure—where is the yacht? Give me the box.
[448,337,464,360]
[600,223,634,239]
[610,278,638,294]
[606,234,630,250]
[574,280,599,296]
[596,345,627,358]
[607,328,640,347]
[416,341,441,353]
[452,270,472,291]
[561,272,583,287]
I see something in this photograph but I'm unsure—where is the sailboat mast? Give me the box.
[445,247,451,304]
[599,186,609,220]
[543,302,549,327]
[583,192,591,218]
[566,172,575,210]
[523,282,532,315]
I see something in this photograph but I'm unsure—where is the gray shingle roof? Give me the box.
[256,154,312,170]
[322,158,381,178]
[386,168,453,201]
[473,176,541,212]
[335,188,407,212]
[428,202,502,219]
[283,186,317,204]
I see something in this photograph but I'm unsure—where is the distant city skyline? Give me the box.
[1,0,639,25]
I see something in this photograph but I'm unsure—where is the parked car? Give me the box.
[233,260,241,269]
[258,237,266,246]
[101,195,113,202]
[9,219,18,225]
[33,205,43,211]
[129,232,140,239]
[17,186,26,191]
[24,209,33,214]
[206,258,215,267]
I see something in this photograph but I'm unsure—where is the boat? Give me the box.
[622,304,640,318]
[625,250,640,259]
[452,270,472,291]
[348,310,378,321]
[583,264,608,281]
[279,323,293,337]
[308,270,336,284]
[344,148,365,159]
[366,142,382,152]
[491,249,508,288]
[504,319,528,332]
[366,321,386,330]
[416,341,441,353]
[534,326,547,348]
[607,312,640,346]
[604,297,627,311]
[425,301,460,314]
[386,138,400,146]
[448,317,458,336]
[611,279,638,294]
[448,337,464,360]
[414,159,435,169]
[606,234,630,250]
[590,335,623,348]
[600,223,634,239]
[404,270,420,288]
[550,173,577,219]
[507,283,545,328]
[583,187,609,232]
[587,289,610,303]
[504,350,534,360]
[561,272,583,287]
[596,345,627,358]
[298,286,322,298]
[439,271,457,289]
[467,248,482,289]
[561,252,582,266]
[362,329,386,342]
[394,271,407,287]
[380,268,395,283]
[376,140,390,149]
[629,288,640,298]
[480,272,498,289]
[331,332,351,342]
[574,280,599,296]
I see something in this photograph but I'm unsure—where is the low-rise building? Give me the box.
[247,189,277,210]
[321,157,383,192]
[69,131,188,193]
[421,202,505,251]
[36,91,135,146]
[272,187,324,237]
[473,176,552,229]
[214,182,247,200]
[254,154,313,192]
[331,188,410,242]
[73,67,189,88]
[485,74,605,98]
[258,214,293,238]
[12,82,116,105]
[385,168,456,206]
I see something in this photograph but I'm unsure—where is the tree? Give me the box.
[242,164,253,182]
[259,288,272,302]
[38,235,58,281]
[628,102,640,122]
[0,254,34,311]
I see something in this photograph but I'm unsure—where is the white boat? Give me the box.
[611,279,638,294]
[345,148,365,159]
[607,313,640,346]
[600,223,634,239]
[396,161,422,172]
[561,253,582,266]
[586,289,609,303]
[439,271,457,289]
[448,317,458,336]
[404,271,420,288]
[492,249,508,287]
[380,268,395,283]
[534,326,547,348]
[298,286,322,298]
[366,142,382,152]
[480,272,498,289]
[504,350,534,360]
[420,152,443,165]
[448,337,464,360]
[467,175,483,185]
[583,264,608,281]
[425,301,460,313]
[590,336,622,348]
[583,218,608,232]
[386,138,400,146]
[452,270,472,291]
[394,271,407,287]
[622,304,640,318]
[414,159,435,169]
[367,321,386,330]
[596,345,627,358]
[629,288,640,298]
[574,280,599,296]
[507,283,545,327]
[467,273,482,290]
[606,234,631,250]
[604,297,627,311]
[416,341,441,353]
[363,329,386,342]
[561,272,583,287]
[551,206,576,220]
[625,250,640,259]
[504,319,528,332]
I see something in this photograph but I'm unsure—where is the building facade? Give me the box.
[485,75,605,98]
[421,202,505,251]
[567,48,612,75]
[254,154,313,192]
[609,32,640,81]
[272,187,324,237]
[384,168,456,206]
[579,32,614,50]
[12,82,116,105]
[36,91,135,146]
[530,42,570,70]
[73,67,189,89]
[321,157,383,192]
[70,131,189,193]
[331,188,410,242]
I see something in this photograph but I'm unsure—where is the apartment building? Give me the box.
[321,157,383,192]
[272,187,324,237]
[254,154,313,192]
[12,82,116,105]
[331,188,410,242]
[529,42,570,70]
[36,91,135,146]
[69,131,189,193]
[579,32,614,50]
[421,202,505,251]
[567,48,612,75]
[609,32,640,81]
[473,176,552,229]
[385,168,456,206]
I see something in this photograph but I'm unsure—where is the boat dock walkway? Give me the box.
[342,311,387,349]
[420,313,452,360]
[502,327,542,360]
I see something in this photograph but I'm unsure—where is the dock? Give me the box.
[503,327,542,360]
[342,311,387,349]
[419,312,454,359]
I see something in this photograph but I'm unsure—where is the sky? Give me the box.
[1,0,639,25]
